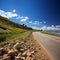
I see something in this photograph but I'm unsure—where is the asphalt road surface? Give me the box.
[33,32,60,60]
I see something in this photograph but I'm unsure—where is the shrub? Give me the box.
[0,35,6,42]
[0,25,7,30]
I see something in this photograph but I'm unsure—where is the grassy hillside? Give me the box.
[0,16,32,30]
[0,16,32,45]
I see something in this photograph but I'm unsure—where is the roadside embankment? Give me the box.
[0,32,51,60]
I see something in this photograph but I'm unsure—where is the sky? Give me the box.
[0,0,60,30]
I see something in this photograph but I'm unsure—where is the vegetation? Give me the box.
[0,16,32,45]
[0,25,7,30]
[0,16,32,30]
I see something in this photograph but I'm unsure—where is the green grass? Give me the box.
[41,31,60,37]
[0,25,7,30]
[0,30,31,45]
[0,16,32,45]
[0,23,32,45]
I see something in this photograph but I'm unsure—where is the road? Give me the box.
[32,32,60,60]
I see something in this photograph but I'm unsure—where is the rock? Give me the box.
[34,50,38,53]
[3,54,11,60]
[8,42,16,49]
[31,51,34,54]
[0,48,7,56]
[0,48,4,55]
[20,41,24,44]
[18,53,21,56]
[15,56,21,60]
[24,47,28,50]
[27,51,31,56]
[8,49,15,56]
[20,49,25,52]
[26,56,31,60]
[27,46,30,49]
[13,43,20,50]
[30,57,34,60]
[14,49,19,56]
[22,51,27,56]
[21,57,25,60]
[31,43,33,45]
[41,57,45,60]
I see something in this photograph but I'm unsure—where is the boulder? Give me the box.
[22,51,27,56]
[8,49,15,56]
[3,54,11,60]
[8,42,16,49]
[26,56,31,60]
[21,57,25,60]
[20,49,25,52]
[0,48,7,56]
[0,48,4,55]
[27,51,31,56]
[30,57,34,60]
[18,53,21,56]
[31,51,34,55]
[14,49,19,56]
[15,56,21,60]
[20,41,24,45]
[13,43,20,50]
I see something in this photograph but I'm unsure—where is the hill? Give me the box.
[0,16,32,45]
[0,16,32,30]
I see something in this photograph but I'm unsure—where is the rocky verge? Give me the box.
[0,34,51,60]
[0,40,35,60]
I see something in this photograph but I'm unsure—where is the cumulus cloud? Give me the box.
[33,21,40,24]
[17,16,29,22]
[32,25,60,30]
[0,9,18,19]
[29,21,32,23]
[29,20,46,25]
[56,25,60,28]
[29,21,41,25]
[13,9,16,13]
[40,25,60,30]
[0,9,29,22]
[20,16,29,22]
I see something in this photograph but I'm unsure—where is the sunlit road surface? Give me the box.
[33,32,60,60]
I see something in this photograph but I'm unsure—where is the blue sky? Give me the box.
[0,0,60,30]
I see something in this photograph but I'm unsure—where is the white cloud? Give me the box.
[20,16,29,22]
[29,21,32,23]
[0,9,18,19]
[56,25,60,28]
[31,21,40,25]
[13,9,16,13]
[0,9,29,22]
[40,25,60,30]
[32,25,60,30]
[16,16,29,22]
[29,20,46,25]
[33,21,39,24]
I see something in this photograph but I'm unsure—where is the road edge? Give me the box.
[32,32,53,60]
